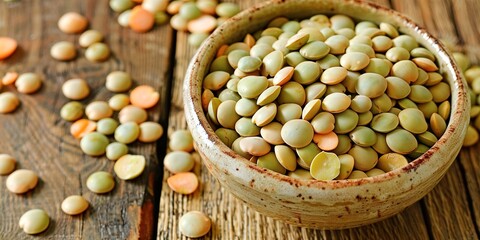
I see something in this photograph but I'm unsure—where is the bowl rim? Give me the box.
[184,0,468,189]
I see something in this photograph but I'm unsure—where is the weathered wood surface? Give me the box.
[0,0,172,239]
[157,0,480,240]
[1,0,479,239]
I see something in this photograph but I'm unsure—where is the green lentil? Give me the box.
[106,71,132,92]
[281,119,314,148]
[19,209,50,234]
[215,2,240,18]
[85,43,110,62]
[97,118,119,135]
[108,94,130,111]
[179,2,201,20]
[60,101,84,121]
[80,132,109,156]
[293,61,321,85]
[386,129,418,154]
[114,122,140,144]
[86,171,115,194]
[106,142,129,161]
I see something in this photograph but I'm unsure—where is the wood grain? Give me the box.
[0,0,172,239]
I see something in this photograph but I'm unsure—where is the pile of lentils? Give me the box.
[109,0,241,47]
[202,14,454,180]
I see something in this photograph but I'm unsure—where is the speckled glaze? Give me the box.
[183,0,469,229]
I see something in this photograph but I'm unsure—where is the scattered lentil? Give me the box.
[167,172,199,194]
[86,171,115,194]
[61,195,89,215]
[85,43,110,62]
[106,71,132,92]
[60,101,84,121]
[138,121,163,142]
[51,41,77,61]
[79,30,104,48]
[6,169,38,194]
[58,12,88,34]
[179,211,212,238]
[0,154,16,175]
[19,209,49,234]
[15,73,42,94]
[106,142,129,161]
[164,151,194,173]
[0,37,18,60]
[70,119,97,139]
[80,132,109,156]
[0,92,20,113]
[114,154,146,180]
[62,78,90,100]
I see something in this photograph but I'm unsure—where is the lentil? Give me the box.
[60,101,84,121]
[167,172,199,194]
[0,154,16,175]
[139,121,163,142]
[114,154,146,180]
[106,142,129,161]
[0,92,20,113]
[62,78,90,100]
[19,209,49,234]
[61,195,89,215]
[106,71,132,92]
[80,132,109,156]
[179,211,212,238]
[0,37,17,60]
[6,169,38,194]
[86,171,115,193]
[115,122,140,144]
[15,73,42,94]
[50,41,77,61]
[79,30,103,48]
[58,12,88,34]
[118,105,148,124]
[71,119,97,139]
[85,43,110,62]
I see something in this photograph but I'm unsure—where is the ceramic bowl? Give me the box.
[183,0,469,229]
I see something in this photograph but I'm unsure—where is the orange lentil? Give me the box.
[2,72,19,85]
[216,44,229,57]
[130,85,160,109]
[314,131,339,151]
[129,6,155,33]
[70,119,97,139]
[0,37,18,60]
[167,172,199,194]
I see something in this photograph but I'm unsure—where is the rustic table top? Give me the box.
[0,0,479,239]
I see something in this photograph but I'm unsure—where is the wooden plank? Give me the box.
[0,0,173,239]
[459,147,480,234]
[157,0,431,239]
[392,0,479,239]
[451,0,480,62]
[450,0,480,233]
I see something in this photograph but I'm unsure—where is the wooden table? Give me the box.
[0,0,479,239]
